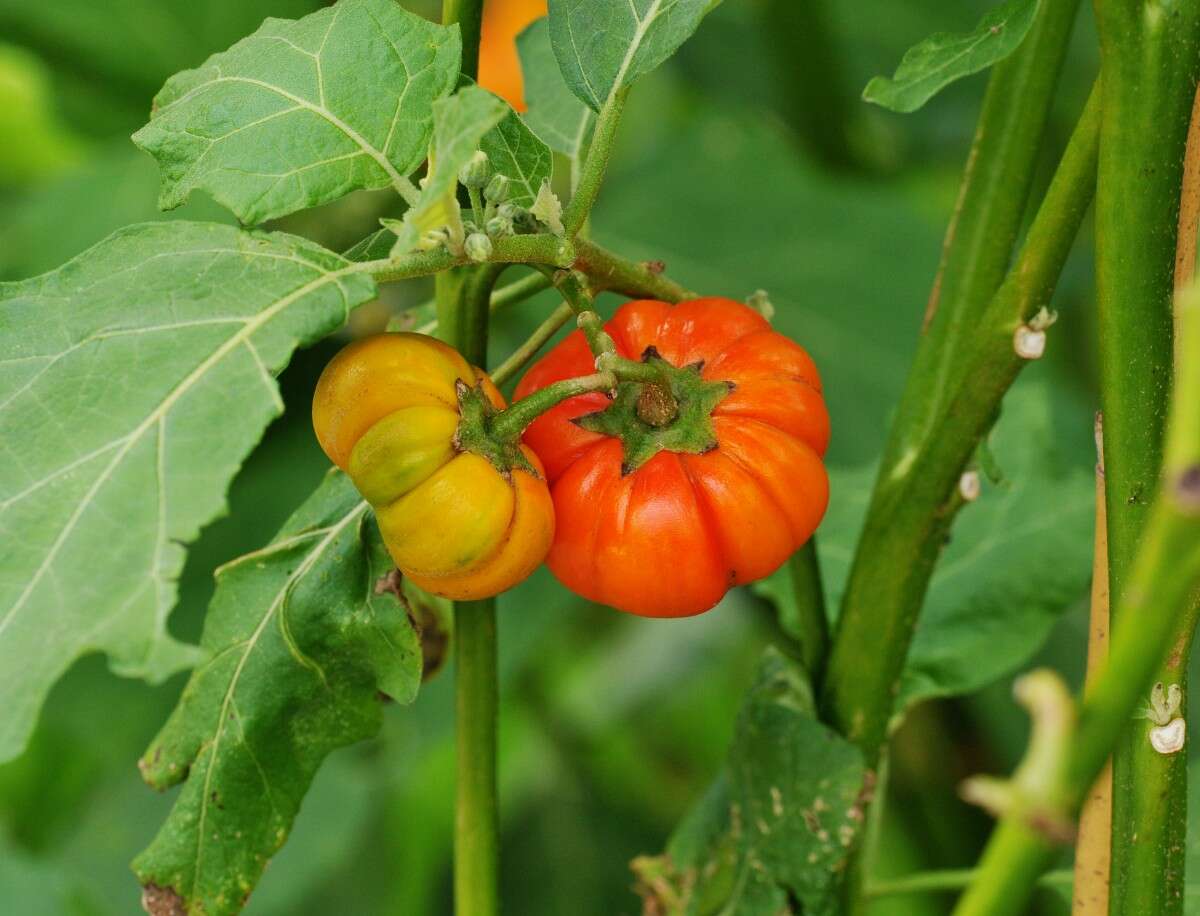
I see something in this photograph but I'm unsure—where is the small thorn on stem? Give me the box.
[1014,325,1047,359]
[1014,307,1057,359]
[959,470,981,502]
[1150,718,1187,754]
[643,259,665,274]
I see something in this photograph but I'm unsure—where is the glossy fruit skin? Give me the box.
[515,298,830,618]
[478,0,546,111]
[313,332,554,601]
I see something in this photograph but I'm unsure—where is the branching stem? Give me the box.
[821,72,1099,759]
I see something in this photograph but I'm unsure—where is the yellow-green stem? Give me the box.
[1092,3,1200,911]
[440,6,494,916]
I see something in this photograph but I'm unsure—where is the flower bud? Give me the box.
[486,215,513,237]
[465,232,493,263]
[484,174,511,203]
[458,151,492,190]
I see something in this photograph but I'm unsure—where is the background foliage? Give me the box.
[0,1,1175,914]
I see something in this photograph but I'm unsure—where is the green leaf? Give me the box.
[132,0,461,224]
[389,85,508,255]
[0,221,376,764]
[862,0,1040,113]
[547,0,721,112]
[757,381,1092,719]
[342,227,396,262]
[480,106,553,209]
[637,650,868,915]
[132,470,420,915]
[516,17,594,157]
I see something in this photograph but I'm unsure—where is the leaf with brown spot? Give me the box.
[132,471,420,915]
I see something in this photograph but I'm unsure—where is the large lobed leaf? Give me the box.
[133,0,461,224]
[862,0,1041,113]
[547,0,721,111]
[132,470,420,916]
[0,221,376,764]
[636,650,868,915]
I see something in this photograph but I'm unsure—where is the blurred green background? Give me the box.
[0,1,1158,914]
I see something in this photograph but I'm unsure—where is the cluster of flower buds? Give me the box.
[407,151,565,261]
[459,153,565,260]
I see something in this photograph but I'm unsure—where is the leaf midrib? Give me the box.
[0,260,365,642]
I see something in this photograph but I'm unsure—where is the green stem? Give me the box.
[364,248,459,283]
[468,187,484,227]
[365,234,565,283]
[366,234,690,304]
[562,88,629,240]
[489,302,574,387]
[953,287,1200,916]
[820,0,1083,759]
[440,266,503,916]
[786,539,827,682]
[412,272,555,336]
[1092,5,1200,912]
[489,371,616,441]
[544,268,614,358]
[452,597,499,916]
[868,868,1073,898]
[573,237,696,301]
[822,71,1098,760]
[439,8,492,912]
[442,0,484,81]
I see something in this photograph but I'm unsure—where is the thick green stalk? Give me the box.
[452,595,499,916]
[414,272,555,336]
[438,263,504,916]
[953,287,1200,916]
[821,0,1082,758]
[442,0,483,81]
[367,234,569,284]
[1093,5,1200,911]
[439,6,493,916]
